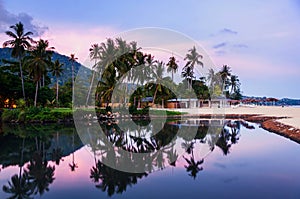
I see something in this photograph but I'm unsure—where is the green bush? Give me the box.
[1,109,20,122]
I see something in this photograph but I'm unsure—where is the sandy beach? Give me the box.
[174,106,300,129]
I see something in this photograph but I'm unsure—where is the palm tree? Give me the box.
[50,60,64,107]
[166,56,178,82]
[3,22,34,100]
[219,65,231,90]
[152,61,165,104]
[181,65,194,90]
[69,54,78,106]
[86,44,101,106]
[96,65,117,107]
[25,39,53,107]
[184,46,203,76]
[229,75,240,94]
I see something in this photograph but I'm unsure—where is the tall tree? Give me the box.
[86,44,101,106]
[69,54,78,106]
[183,46,203,89]
[166,56,178,82]
[50,60,64,107]
[152,61,165,104]
[181,65,194,90]
[3,22,34,100]
[219,65,231,90]
[25,39,53,107]
[229,75,240,94]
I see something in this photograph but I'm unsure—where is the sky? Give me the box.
[0,0,300,98]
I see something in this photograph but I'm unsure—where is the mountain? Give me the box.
[0,48,92,86]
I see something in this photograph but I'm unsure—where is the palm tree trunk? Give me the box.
[19,59,26,100]
[152,85,159,104]
[86,70,95,106]
[19,137,25,182]
[34,81,38,107]
[56,79,59,107]
[72,63,74,107]
[172,70,174,82]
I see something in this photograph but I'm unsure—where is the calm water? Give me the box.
[0,119,300,199]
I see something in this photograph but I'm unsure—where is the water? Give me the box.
[0,119,300,199]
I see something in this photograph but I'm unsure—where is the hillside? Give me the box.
[0,48,91,86]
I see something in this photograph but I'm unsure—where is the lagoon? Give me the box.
[0,119,300,199]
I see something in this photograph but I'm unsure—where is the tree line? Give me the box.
[1,21,242,109]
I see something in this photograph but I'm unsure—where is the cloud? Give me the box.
[220,28,238,35]
[0,0,47,36]
[233,44,248,48]
[213,42,227,49]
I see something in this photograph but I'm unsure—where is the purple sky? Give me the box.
[0,0,300,98]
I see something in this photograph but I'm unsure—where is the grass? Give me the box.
[149,109,186,116]
[1,106,186,123]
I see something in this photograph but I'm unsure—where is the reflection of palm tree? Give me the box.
[216,128,231,155]
[3,173,33,199]
[51,131,64,165]
[26,152,55,195]
[183,156,204,179]
[90,160,147,197]
[166,146,178,167]
[69,130,78,172]
[5,135,30,199]
[181,141,194,155]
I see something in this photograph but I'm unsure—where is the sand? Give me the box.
[173,106,300,129]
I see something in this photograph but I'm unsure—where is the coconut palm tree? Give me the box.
[229,75,240,94]
[166,56,178,82]
[86,44,101,106]
[183,46,203,90]
[96,65,117,107]
[219,65,231,90]
[3,22,34,100]
[50,60,64,107]
[181,65,194,90]
[69,54,78,106]
[25,39,53,107]
[151,61,165,104]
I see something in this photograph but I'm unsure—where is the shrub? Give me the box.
[1,109,20,122]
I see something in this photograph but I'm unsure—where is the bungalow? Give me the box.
[167,97,228,109]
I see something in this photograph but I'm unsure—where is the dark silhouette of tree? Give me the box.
[26,152,55,195]
[2,173,34,199]
[3,21,34,100]
[90,160,147,197]
[183,156,204,179]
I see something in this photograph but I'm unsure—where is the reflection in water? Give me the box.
[69,130,78,172]
[90,160,147,197]
[0,120,251,197]
[0,124,82,198]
